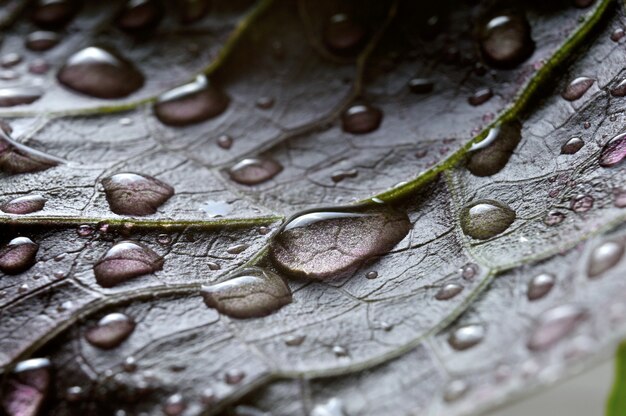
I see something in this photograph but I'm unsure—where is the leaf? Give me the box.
[607,342,626,416]
[0,0,623,415]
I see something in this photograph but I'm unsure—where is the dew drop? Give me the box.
[574,0,595,7]
[269,206,411,280]
[57,47,144,98]
[599,132,626,167]
[312,398,345,416]
[200,388,216,405]
[154,75,229,126]
[255,96,274,110]
[611,28,625,42]
[587,240,624,278]
[435,283,464,300]
[0,237,38,275]
[527,273,556,301]
[543,210,566,226]
[331,169,358,183]
[116,0,164,32]
[1,53,22,68]
[0,87,44,108]
[467,121,522,176]
[224,369,245,385]
[614,189,626,208]
[285,334,305,346]
[31,0,78,28]
[333,345,348,357]
[65,386,83,402]
[570,194,594,213]
[480,14,534,68]
[201,267,292,318]
[324,14,365,52]
[468,88,493,106]
[157,234,171,245]
[408,78,434,94]
[365,271,378,279]
[85,312,135,349]
[610,79,626,97]
[207,261,220,271]
[123,356,137,372]
[341,103,383,134]
[460,199,516,240]
[93,240,164,288]
[561,77,594,101]
[226,244,248,255]
[102,172,174,216]
[2,358,51,416]
[443,379,469,402]
[163,393,186,416]
[228,157,283,185]
[448,324,485,351]
[561,137,584,154]
[460,263,479,280]
[25,31,60,51]
[527,305,586,350]
[0,195,46,214]
[217,134,233,149]
[29,59,50,75]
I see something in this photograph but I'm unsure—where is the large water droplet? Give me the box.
[2,358,51,416]
[102,172,174,216]
[480,14,534,68]
[587,240,624,278]
[467,121,521,176]
[460,199,516,240]
[25,31,60,51]
[0,87,44,107]
[561,77,594,101]
[154,75,229,126]
[0,237,38,275]
[57,47,144,98]
[341,103,383,134]
[201,267,292,318]
[561,137,584,154]
[0,128,63,174]
[116,0,164,32]
[611,79,626,97]
[93,240,164,287]
[228,157,283,185]
[527,273,555,301]
[599,132,626,167]
[324,14,365,52]
[269,206,411,280]
[31,0,78,28]
[85,312,136,349]
[570,194,594,213]
[435,283,463,301]
[448,324,485,350]
[0,195,46,214]
[527,305,586,350]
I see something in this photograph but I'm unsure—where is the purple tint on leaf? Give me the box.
[0,195,47,215]
[599,132,626,167]
[0,237,39,275]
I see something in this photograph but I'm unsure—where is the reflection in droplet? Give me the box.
[324,14,365,52]
[408,78,434,94]
[527,273,555,301]
[2,358,51,416]
[85,312,136,349]
[0,87,44,107]
[0,195,46,214]
[270,206,411,280]
[93,240,164,287]
[65,386,83,402]
[154,75,229,126]
[25,31,60,51]
[467,121,522,176]
[0,126,63,174]
[163,393,186,416]
[561,137,584,154]
[587,240,624,278]
[102,172,174,216]
[527,305,586,350]
[611,79,626,97]
[448,324,485,350]
[561,77,594,101]
[460,199,516,240]
[116,0,164,32]
[435,283,463,300]
[0,237,38,275]
[611,28,625,42]
[468,88,493,106]
[228,157,283,185]
[480,14,534,68]
[341,104,383,134]
[599,132,626,167]
[57,46,144,98]
[570,194,594,213]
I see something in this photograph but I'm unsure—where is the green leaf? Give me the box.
[607,342,626,416]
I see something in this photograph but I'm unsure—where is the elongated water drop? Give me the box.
[31,0,78,28]
[93,240,164,287]
[467,121,521,176]
[448,324,485,350]
[610,79,626,97]
[116,0,164,32]
[0,195,46,214]
[561,137,584,154]
[599,132,626,167]
[435,283,463,300]
[0,128,63,174]
[0,87,43,107]
[527,273,555,301]
[25,31,60,51]
[0,237,38,275]
[228,157,283,185]
[527,305,586,350]
[480,14,534,68]
[562,77,594,101]
[587,240,624,278]
[460,199,516,240]
[85,312,136,349]
[468,88,493,106]
[341,104,383,134]
[102,172,174,216]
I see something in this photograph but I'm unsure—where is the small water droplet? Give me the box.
[123,356,137,372]
[332,345,348,357]
[0,87,44,107]
[365,271,378,279]
[570,194,594,213]
[527,304,586,350]
[611,79,626,97]
[448,324,485,350]
[331,168,358,183]
[435,283,464,300]
[460,199,516,240]
[200,388,216,405]
[53,270,65,279]
[76,224,94,237]
[0,70,19,81]
[226,243,249,255]
[480,14,534,68]
[258,226,271,235]
[224,369,245,384]
[599,132,626,167]
[29,59,50,75]
[163,393,186,416]
[157,234,171,245]
[116,0,163,32]
[102,172,174,216]
[468,88,493,106]
[587,240,624,278]
[93,240,164,287]
[207,261,220,271]
[1,53,22,68]
[285,334,305,346]
[467,121,522,176]
[527,273,556,301]
[443,379,469,402]
[18,283,30,293]
[228,157,283,185]
[201,267,292,318]
[0,237,38,275]
[561,77,594,101]
[65,386,83,402]
[341,103,383,134]
[324,14,365,52]
[543,210,566,226]
[154,75,229,126]
[255,96,274,109]
[58,46,144,98]
[408,78,434,94]
[0,195,46,214]
[561,137,584,154]
[85,312,135,349]
[217,134,233,149]
[201,200,232,217]
[25,31,61,51]
[611,28,625,42]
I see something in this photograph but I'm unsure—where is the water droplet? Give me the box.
[207,261,220,271]
[460,263,479,280]
[29,59,50,75]
[408,78,434,94]
[226,243,248,255]
[614,189,626,208]
[468,88,493,106]
[269,206,411,280]
[543,210,566,226]
[217,134,233,149]
[611,28,625,42]
[527,304,586,350]
[154,75,229,126]
[341,104,383,134]
[1,53,22,68]
[102,172,174,216]
[228,157,283,185]
[332,345,348,357]
[467,121,522,176]
[200,388,216,405]
[31,0,78,28]
[93,240,164,288]
[163,393,186,416]
[312,398,345,416]
[611,79,626,97]
[480,14,534,68]
[65,386,83,402]
[123,356,137,372]
[599,132,626,167]
[157,234,171,245]
[76,224,94,237]
[331,169,358,183]
[258,226,271,235]
[587,240,624,278]
[0,195,46,214]
[2,358,51,416]
[18,283,30,293]
[224,369,245,384]
[324,14,365,52]
[561,77,594,101]
[255,96,274,110]
[25,31,60,51]
[85,312,135,349]
[448,324,485,350]
[0,237,38,275]
[570,194,594,213]
[460,199,516,240]
[561,137,584,154]
[201,267,292,318]
[0,87,44,108]
[57,46,144,98]
[116,0,164,32]
[435,283,463,300]
[365,271,378,279]
[443,379,469,402]
[285,334,305,346]
[527,273,556,301]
